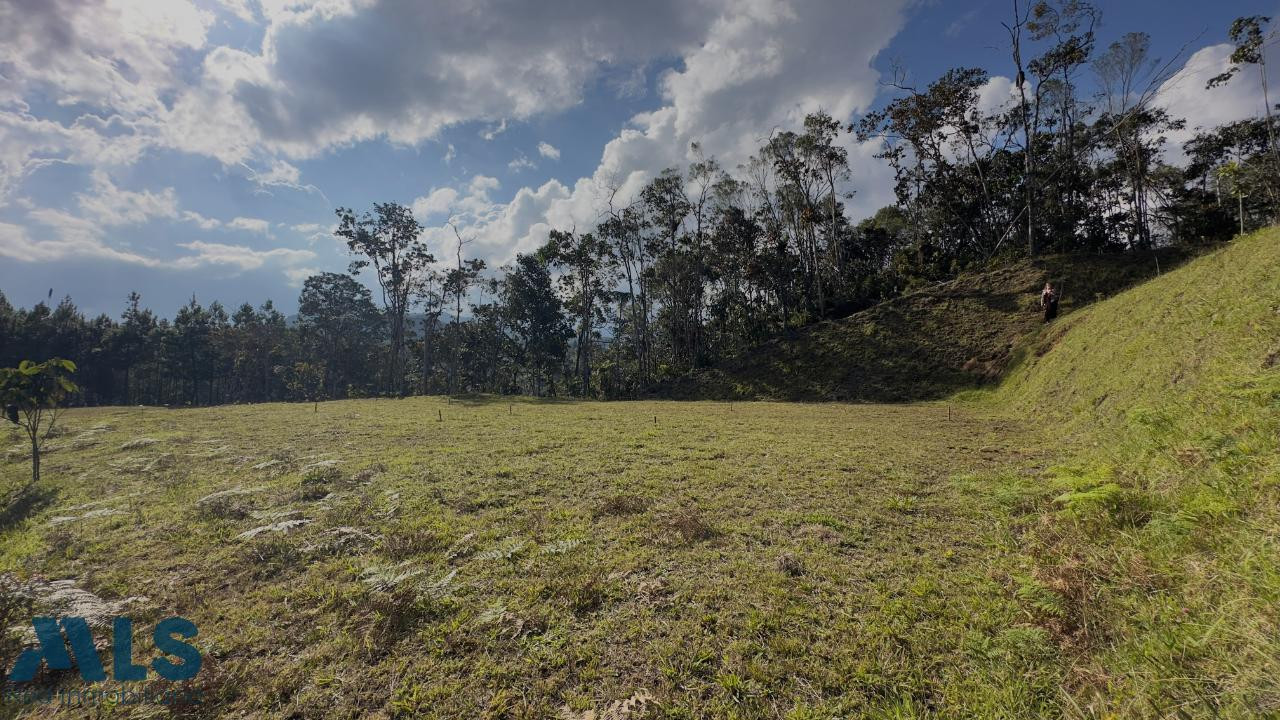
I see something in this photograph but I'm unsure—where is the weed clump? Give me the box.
[596,492,651,517]
[299,465,342,501]
[776,553,804,576]
[239,535,304,580]
[197,495,250,520]
[379,518,445,560]
[43,526,78,560]
[1051,467,1156,529]
[354,563,456,652]
[666,507,718,543]
[322,490,374,527]
[534,565,611,616]
[350,462,386,484]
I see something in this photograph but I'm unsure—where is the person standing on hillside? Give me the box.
[1041,282,1059,323]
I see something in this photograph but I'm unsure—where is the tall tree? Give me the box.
[335,202,433,396]
[297,272,383,398]
[544,229,613,395]
[444,224,486,394]
[414,269,445,395]
[110,292,158,405]
[599,203,652,385]
[1005,0,1038,255]
[501,253,570,395]
[1093,32,1184,248]
[1207,15,1279,211]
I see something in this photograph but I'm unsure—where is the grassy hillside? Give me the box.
[666,249,1189,402]
[970,226,1280,716]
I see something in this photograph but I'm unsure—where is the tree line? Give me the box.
[2,8,1275,404]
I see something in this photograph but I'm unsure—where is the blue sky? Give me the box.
[0,0,1275,318]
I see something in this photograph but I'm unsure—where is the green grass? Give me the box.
[0,229,1275,718]
[970,225,1280,717]
[2,399,1058,718]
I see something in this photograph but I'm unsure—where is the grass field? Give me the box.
[3,398,1061,718]
[1,228,1278,718]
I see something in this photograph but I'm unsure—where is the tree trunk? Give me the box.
[1010,0,1036,255]
[1261,57,1279,180]
[30,429,39,486]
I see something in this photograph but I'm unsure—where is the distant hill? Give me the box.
[661,248,1192,402]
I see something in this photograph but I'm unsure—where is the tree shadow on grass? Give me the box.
[0,482,57,532]
[442,393,579,407]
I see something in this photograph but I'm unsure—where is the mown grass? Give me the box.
[1,398,1062,718]
[0,229,1274,718]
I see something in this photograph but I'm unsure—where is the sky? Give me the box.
[0,0,1276,318]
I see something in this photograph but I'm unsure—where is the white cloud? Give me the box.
[408,0,909,269]
[0,0,214,198]
[507,154,537,173]
[4,0,910,281]
[168,0,723,160]
[216,0,257,23]
[4,180,312,276]
[481,119,508,141]
[174,240,316,271]
[411,188,459,219]
[977,75,1017,116]
[0,215,158,265]
[468,175,500,197]
[284,266,321,286]
[415,177,574,264]
[183,211,222,229]
[228,216,273,234]
[606,65,649,100]
[249,158,302,186]
[75,170,179,226]
[8,208,315,272]
[291,222,338,246]
[0,109,160,203]
[0,0,213,115]
[1157,41,1278,161]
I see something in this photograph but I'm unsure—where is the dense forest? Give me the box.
[2,9,1276,405]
